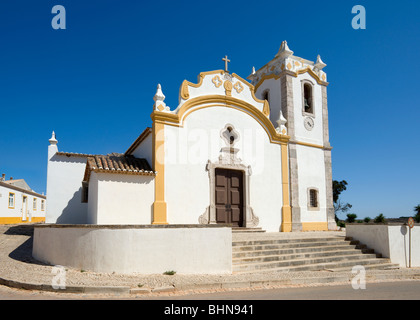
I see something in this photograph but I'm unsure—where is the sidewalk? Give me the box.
[1,224,419,297]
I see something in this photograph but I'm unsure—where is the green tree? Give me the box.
[333,180,348,203]
[346,213,357,223]
[374,213,386,223]
[333,180,353,220]
[414,204,420,223]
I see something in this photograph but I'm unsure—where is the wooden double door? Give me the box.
[215,168,244,227]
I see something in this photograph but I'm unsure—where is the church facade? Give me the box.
[46,41,336,232]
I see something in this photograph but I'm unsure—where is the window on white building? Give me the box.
[309,189,318,208]
[8,193,15,208]
[81,182,89,203]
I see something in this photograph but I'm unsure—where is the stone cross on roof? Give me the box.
[222,55,230,72]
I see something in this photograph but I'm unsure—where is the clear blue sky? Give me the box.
[0,0,419,219]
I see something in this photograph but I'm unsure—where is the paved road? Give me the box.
[1,280,420,300]
[170,280,420,300]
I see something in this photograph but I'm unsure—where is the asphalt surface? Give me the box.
[1,280,420,300]
[171,280,420,300]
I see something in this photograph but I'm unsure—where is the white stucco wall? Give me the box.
[346,224,420,267]
[88,172,154,225]
[0,184,46,223]
[33,225,232,274]
[131,133,153,170]
[292,73,324,146]
[164,106,283,232]
[177,71,266,116]
[254,78,282,127]
[87,172,99,224]
[253,71,330,230]
[296,144,327,223]
[46,152,88,224]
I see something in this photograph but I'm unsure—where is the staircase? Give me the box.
[232,232,399,273]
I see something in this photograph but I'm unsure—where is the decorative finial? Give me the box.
[252,66,256,75]
[222,55,230,72]
[275,40,294,59]
[154,84,165,103]
[49,131,58,145]
[276,111,288,135]
[153,84,170,111]
[313,55,327,71]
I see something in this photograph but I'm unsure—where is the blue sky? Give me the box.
[0,0,419,219]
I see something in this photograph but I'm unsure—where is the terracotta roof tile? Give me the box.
[83,154,154,182]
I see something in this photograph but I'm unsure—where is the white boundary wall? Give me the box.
[346,224,420,267]
[33,225,232,274]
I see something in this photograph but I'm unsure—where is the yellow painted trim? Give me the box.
[280,142,292,232]
[180,70,224,100]
[8,192,15,209]
[254,68,328,92]
[152,121,168,225]
[223,80,232,97]
[151,95,290,145]
[291,140,332,150]
[0,217,45,224]
[230,72,268,108]
[301,222,329,231]
[180,70,270,116]
[254,73,280,92]
[180,80,190,100]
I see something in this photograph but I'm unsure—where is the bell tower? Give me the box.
[248,41,336,231]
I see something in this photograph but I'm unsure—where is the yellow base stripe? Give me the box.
[301,222,329,231]
[0,217,45,224]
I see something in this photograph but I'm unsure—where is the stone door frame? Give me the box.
[199,158,259,228]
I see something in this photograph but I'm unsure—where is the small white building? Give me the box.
[45,41,336,232]
[0,175,46,224]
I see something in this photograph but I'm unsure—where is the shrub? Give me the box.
[363,217,371,223]
[374,213,386,223]
[163,270,176,275]
[346,213,357,223]
[337,221,345,228]
[414,213,420,223]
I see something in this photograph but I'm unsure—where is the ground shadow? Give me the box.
[57,187,87,224]
[3,224,34,236]
[5,225,51,267]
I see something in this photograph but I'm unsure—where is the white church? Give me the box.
[45,41,336,233]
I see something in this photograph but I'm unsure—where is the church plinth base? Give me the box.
[232,227,265,233]
[33,224,232,274]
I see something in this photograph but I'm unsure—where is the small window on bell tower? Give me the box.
[262,89,270,104]
[303,82,313,115]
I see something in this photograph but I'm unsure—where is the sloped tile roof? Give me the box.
[83,153,154,182]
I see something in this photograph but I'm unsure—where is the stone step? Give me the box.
[325,263,400,272]
[232,237,346,247]
[233,249,370,265]
[233,257,397,274]
[233,244,358,258]
[233,252,381,272]
[233,240,351,252]
[231,233,394,273]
